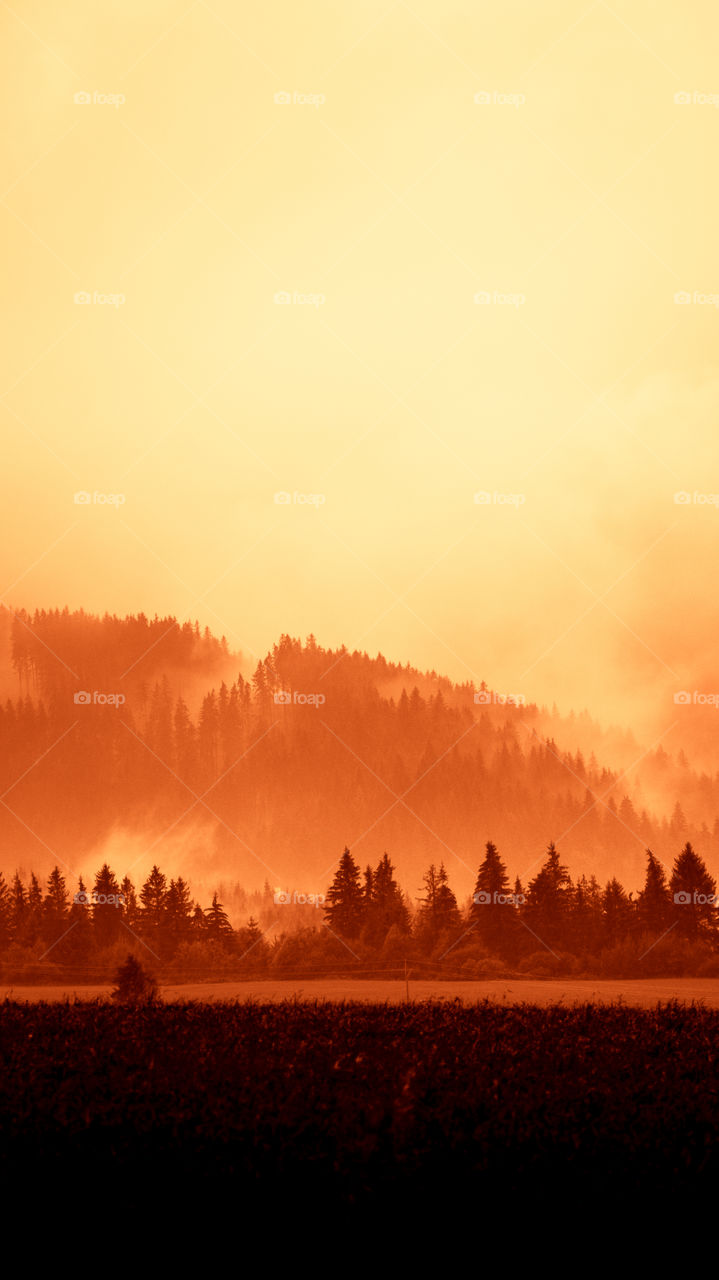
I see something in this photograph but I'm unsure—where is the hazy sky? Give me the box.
[2,0,718,735]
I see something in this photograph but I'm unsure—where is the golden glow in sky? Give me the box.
[3,1,719,734]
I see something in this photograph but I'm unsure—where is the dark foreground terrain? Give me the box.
[4,998,719,1216]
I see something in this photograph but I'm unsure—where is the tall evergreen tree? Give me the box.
[9,872,27,945]
[43,866,69,946]
[139,865,168,934]
[636,850,672,936]
[470,841,516,957]
[93,863,123,948]
[416,862,462,952]
[670,842,718,941]
[61,875,94,966]
[364,852,410,944]
[601,878,634,949]
[522,842,573,952]
[205,892,233,943]
[166,877,194,949]
[570,874,603,955]
[0,872,11,949]
[324,848,365,939]
[120,876,141,932]
[25,872,44,946]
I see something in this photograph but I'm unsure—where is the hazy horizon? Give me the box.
[3,0,719,746]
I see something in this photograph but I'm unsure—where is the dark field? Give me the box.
[4,998,719,1215]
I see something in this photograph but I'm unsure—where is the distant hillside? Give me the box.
[0,606,716,894]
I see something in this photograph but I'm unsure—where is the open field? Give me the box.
[4,998,719,1217]
[7,976,719,1005]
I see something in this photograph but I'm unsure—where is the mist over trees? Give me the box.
[0,607,717,897]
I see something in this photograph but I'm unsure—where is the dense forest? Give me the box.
[2,840,718,982]
[1,605,718,898]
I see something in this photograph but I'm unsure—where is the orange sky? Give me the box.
[2,0,718,738]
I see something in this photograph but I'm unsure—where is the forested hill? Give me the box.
[0,606,716,894]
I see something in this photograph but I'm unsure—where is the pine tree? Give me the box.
[42,866,69,947]
[364,852,410,945]
[205,892,233,943]
[139,865,168,935]
[601,878,634,949]
[0,872,11,949]
[324,848,365,939]
[636,850,672,936]
[93,863,123,948]
[470,841,516,957]
[522,842,573,953]
[61,875,95,967]
[120,876,141,931]
[165,877,194,949]
[670,842,718,942]
[25,872,44,945]
[9,872,27,944]
[236,916,269,969]
[570,874,603,955]
[417,863,461,950]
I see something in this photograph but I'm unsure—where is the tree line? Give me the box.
[324,841,719,970]
[1,839,718,982]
